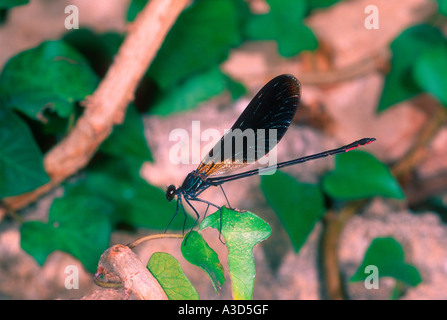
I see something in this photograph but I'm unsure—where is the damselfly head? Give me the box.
[166,185,177,201]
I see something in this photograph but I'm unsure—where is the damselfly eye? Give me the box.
[166,185,176,201]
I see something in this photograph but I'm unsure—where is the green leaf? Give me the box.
[0,40,98,120]
[350,237,422,287]
[0,0,28,9]
[305,0,341,12]
[322,150,405,200]
[181,231,225,293]
[0,106,49,198]
[200,208,271,300]
[224,72,247,100]
[413,44,447,106]
[149,67,229,116]
[244,14,277,40]
[100,104,153,164]
[147,0,242,89]
[277,24,318,58]
[244,0,318,57]
[260,171,325,253]
[63,28,123,75]
[147,252,199,300]
[378,24,447,112]
[20,195,112,273]
[65,159,193,230]
[435,0,447,16]
[126,0,147,22]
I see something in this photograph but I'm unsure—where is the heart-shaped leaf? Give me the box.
[100,104,153,164]
[350,237,422,287]
[147,0,242,89]
[0,40,98,120]
[0,107,49,198]
[413,44,447,107]
[377,24,446,112]
[322,150,405,200]
[200,207,271,300]
[147,252,199,300]
[261,171,325,253]
[20,195,112,273]
[181,231,225,293]
[244,0,317,57]
[149,67,229,116]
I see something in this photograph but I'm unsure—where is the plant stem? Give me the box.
[391,104,447,179]
[299,48,390,86]
[127,233,184,249]
[320,200,368,300]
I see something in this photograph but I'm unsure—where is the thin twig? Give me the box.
[127,233,184,249]
[299,48,390,86]
[391,104,447,179]
[320,200,367,300]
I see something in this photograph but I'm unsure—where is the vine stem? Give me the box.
[127,233,184,249]
[299,48,390,86]
[391,104,447,179]
[1,0,190,214]
[320,200,367,300]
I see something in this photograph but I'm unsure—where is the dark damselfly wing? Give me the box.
[196,74,301,177]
